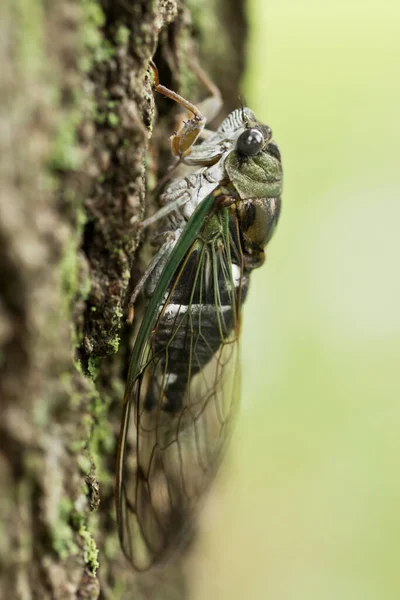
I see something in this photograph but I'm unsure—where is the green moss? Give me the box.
[60,371,82,410]
[81,0,116,72]
[80,524,99,574]
[107,112,120,128]
[107,335,120,354]
[83,0,105,29]
[94,39,115,64]
[14,0,45,79]
[52,523,78,559]
[80,0,106,72]
[92,99,121,127]
[77,454,92,474]
[80,280,91,305]
[90,395,114,450]
[60,236,80,312]
[87,392,115,488]
[60,497,75,515]
[88,356,101,380]
[70,510,99,575]
[93,110,106,125]
[81,411,94,432]
[59,206,88,318]
[52,498,79,560]
[68,438,85,454]
[115,25,130,46]
[114,304,124,320]
[49,111,82,171]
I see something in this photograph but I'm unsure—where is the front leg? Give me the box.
[150,60,222,159]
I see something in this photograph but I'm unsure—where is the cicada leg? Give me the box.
[150,60,222,159]
[189,59,223,129]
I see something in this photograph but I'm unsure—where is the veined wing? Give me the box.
[116,194,247,571]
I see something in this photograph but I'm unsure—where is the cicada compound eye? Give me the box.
[236,128,264,156]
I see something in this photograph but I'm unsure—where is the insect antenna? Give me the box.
[238,96,249,124]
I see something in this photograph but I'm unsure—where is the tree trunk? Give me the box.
[0,1,247,598]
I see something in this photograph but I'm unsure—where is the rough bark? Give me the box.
[0,1,247,598]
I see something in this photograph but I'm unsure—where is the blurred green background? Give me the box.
[192,1,400,598]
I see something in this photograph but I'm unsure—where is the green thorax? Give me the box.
[225,147,283,200]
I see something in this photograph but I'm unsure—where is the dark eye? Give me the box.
[236,128,264,156]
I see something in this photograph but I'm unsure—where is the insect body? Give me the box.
[116,66,283,571]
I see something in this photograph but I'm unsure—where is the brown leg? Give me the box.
[150,60,222,159]
[190,59,222,124]
[150,61,206,159]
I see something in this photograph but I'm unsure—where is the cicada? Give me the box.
[116,62,283,571]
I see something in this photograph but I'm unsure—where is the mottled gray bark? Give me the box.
[0,1,247,598]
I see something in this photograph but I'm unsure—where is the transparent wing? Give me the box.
[116,203,247,571]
